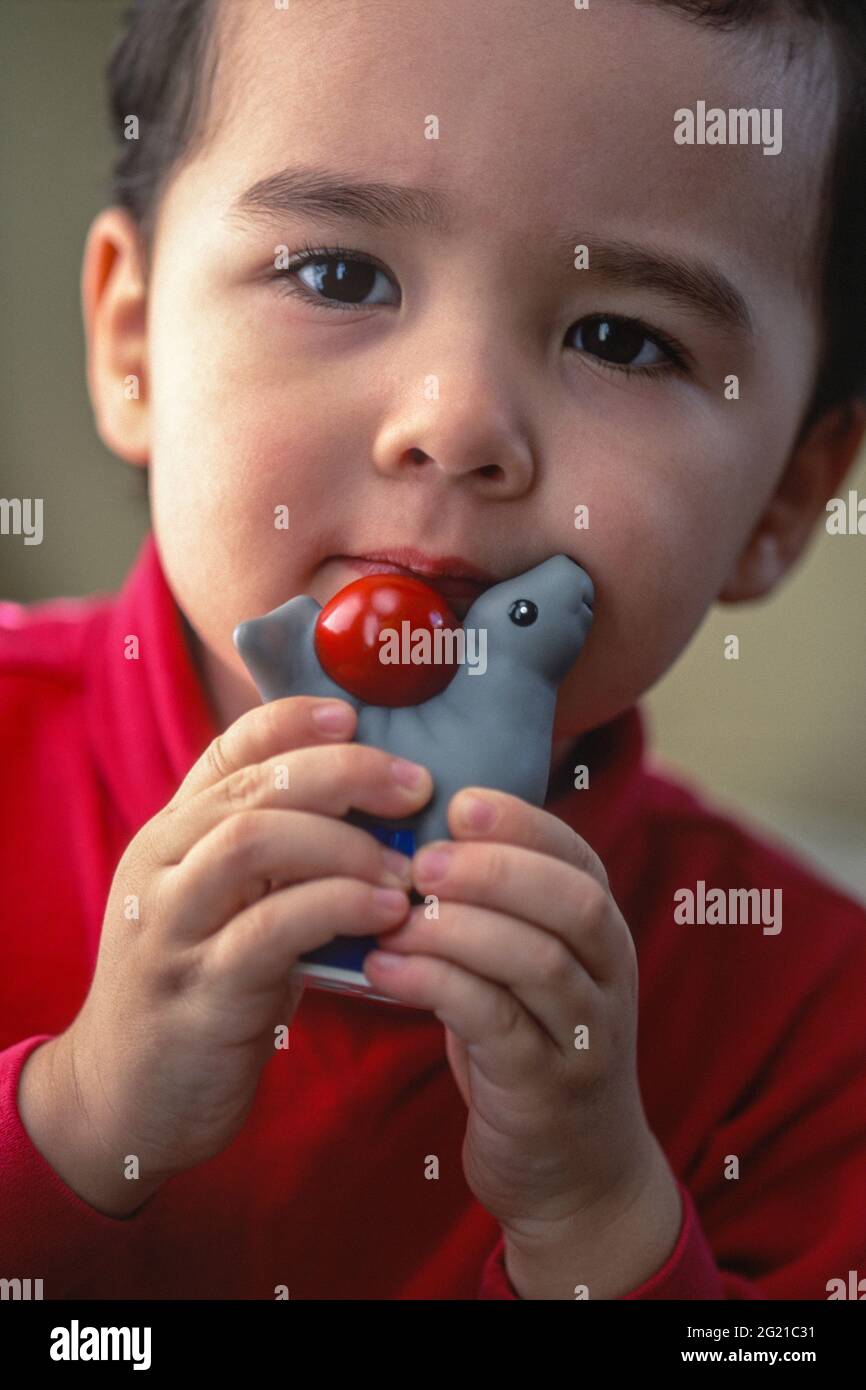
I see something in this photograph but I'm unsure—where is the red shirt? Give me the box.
[1,532,865,1299]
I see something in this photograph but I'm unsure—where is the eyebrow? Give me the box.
[227,164,455,236]
[227,164,754,340]
[577,237,754,341]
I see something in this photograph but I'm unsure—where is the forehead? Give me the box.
[191,0,832,296]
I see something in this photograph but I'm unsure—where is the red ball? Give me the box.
[314,574,462,706]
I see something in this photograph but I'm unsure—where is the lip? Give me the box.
[335,549,497,606]
[345,548,497,583]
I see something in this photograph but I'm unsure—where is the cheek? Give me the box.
[146,276,378,658]
[147,375,336,653]
[553,434,756,723]
[148,314,337,531]
[564,447,722,611]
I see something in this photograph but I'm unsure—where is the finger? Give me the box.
[154,739,432,864]
[412,839,628,983]
[375,901,597,1053]
[362,950,550,1087]
[158,807,414,941]
[203,876,411,1001]
[283,969,307,1021]
[447,786,609,888]
[165,696,358,809]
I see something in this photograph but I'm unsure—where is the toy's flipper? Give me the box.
[233,595,342,702]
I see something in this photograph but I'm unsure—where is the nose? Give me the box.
[371,378,537,499]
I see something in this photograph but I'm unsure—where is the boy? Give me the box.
[1,0,865,1299]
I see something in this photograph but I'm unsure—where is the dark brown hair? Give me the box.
[105,0,221,260]
[104,0,866,438]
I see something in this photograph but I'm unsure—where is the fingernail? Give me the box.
[368,950,403,968]
[456,793,497,831]
[372,888,409,918]
[414,844,453,883]
[312,702,354,733]
[380,848,413,888]
[391,757,426,789]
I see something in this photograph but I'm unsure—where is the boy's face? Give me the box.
[90,0,852,740]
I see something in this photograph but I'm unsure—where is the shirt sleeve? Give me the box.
[0,1034,162,1297]
[479,910,866,1300]
[478,1181,761,1299]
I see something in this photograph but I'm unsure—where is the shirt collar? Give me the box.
[88,531,650,858]
[544,702,649,868]
[87,531,217,835]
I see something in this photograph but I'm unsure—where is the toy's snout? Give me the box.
[562,557,595,615]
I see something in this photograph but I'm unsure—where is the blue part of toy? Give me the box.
[367,823,417,856]
[298,936,378,971]
[298,823,417,972]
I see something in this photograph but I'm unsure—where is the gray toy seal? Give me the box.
[233,554,594,848]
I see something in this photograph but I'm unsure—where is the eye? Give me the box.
[272,243,399,312]
[569,314,688,377]
[509,599,538,626]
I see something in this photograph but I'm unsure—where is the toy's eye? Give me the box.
[508,599,538,626]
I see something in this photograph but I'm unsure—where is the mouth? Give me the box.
[332,550,497,618]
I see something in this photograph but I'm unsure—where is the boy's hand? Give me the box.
[364,787,683,1298]
[19,697,430,1216]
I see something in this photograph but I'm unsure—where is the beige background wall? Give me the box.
[2,1,864,899]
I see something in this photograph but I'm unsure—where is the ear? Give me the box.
[80,207,150,467]
[719,397,866,603]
